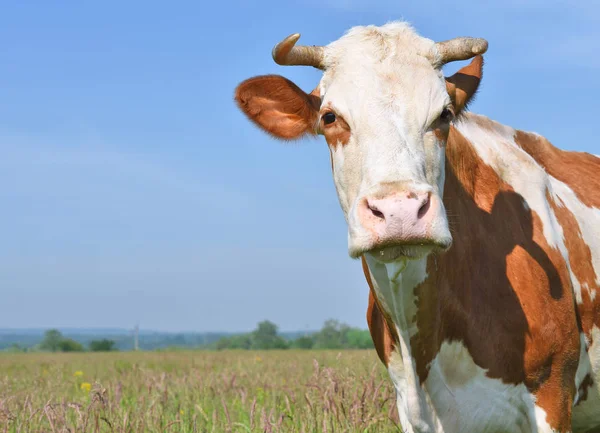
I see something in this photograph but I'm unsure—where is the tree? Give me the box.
[7,343,26,353]
[215,334,252,350]
[291,335,314,349]
[313,320,350,349]
[210,320,374,351]
[57,338,84,352]
[40,329,64,352]
[250,320,288,349]
[89,339,117,352]
[346,329,374,349]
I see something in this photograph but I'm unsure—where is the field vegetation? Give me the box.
[0,350,400,432]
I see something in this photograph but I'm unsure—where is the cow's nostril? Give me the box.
[417,195,431,219]
[368,204,385,220]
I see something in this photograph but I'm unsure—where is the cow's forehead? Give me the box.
[318,22,449,120]
[322,22,437,74]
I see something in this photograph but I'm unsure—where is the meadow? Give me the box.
[0,350,400,433]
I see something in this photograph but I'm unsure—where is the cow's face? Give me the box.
[235,22,485,263]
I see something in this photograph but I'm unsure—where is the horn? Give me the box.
[272,33,325,70]
[434,37,488,65]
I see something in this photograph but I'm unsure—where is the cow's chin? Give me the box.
[368,244,435,263]
[352,237,452,263]
[348,226,453,262]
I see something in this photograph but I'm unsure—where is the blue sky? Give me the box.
[1,1,598,332]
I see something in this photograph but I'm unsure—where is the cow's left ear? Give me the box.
[445,55,483,115]
[235,75,320,140]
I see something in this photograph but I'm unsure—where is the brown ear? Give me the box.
[445,55,484,115]
[234,75,321,140]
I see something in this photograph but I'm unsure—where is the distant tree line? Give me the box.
[4,320,374,352]
[212,320,374,350]
[30,330,118,353]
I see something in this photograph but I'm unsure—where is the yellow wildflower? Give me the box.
[255,356,262,362]
[80,382,92,392]
[179,410,185,415]
[73,371,83,377]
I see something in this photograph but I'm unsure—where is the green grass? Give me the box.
[0,350,400,432]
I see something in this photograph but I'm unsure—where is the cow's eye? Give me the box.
[322,112,337,125]
[440,107,454,122]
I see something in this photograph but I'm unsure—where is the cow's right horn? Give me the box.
[272,33,326,70]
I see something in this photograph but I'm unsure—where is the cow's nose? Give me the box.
[366,191,431,222]
[358,191,434,242]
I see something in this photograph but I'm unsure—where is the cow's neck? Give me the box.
[363,117,488,341]
[361,116,505,429]
[363,253,434,431]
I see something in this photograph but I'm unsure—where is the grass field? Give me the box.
[0,350,400,432]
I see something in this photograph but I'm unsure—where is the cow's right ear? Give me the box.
[234,75,321,140]
[445,55,483,116]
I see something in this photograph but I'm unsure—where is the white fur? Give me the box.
[534,407,559,433]
[456,113,600,313]
[318,22,452,257]
[574,333,593,406]
[550,178,600,294]
[454,117,600,433]
[365,251,561,433]
[365,243,563,433]
[387,338,551,433]
[572,326,600,432]
[303,21,599,433]
[362,112,599,432]
[455,114,569,254]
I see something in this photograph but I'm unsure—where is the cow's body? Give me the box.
[235,21,600,433]
[365,113,600,433]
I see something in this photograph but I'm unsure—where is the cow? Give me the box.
[234,22,600,433]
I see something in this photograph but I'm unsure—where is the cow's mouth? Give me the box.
[370,245,431,263]
[369,240,451,263]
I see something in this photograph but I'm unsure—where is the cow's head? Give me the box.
[235,22,486,263]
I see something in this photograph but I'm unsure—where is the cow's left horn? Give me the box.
[272,33,326,70]
[433,37,488,65]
